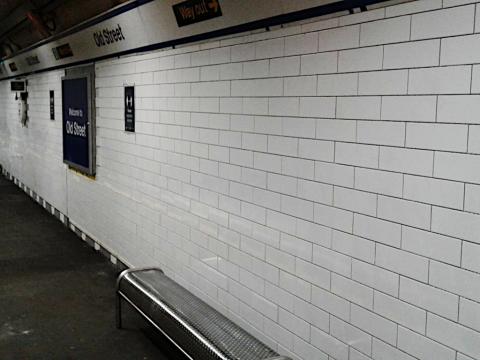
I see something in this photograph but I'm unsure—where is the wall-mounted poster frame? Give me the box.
[62,65,96,176]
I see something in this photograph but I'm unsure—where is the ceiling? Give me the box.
[0,0,129,59]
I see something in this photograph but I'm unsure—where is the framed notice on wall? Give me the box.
[62,66,96,176]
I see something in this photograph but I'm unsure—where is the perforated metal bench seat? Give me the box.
[116,268,290,360]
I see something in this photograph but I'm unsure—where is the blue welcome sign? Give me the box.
[62,70,95,176]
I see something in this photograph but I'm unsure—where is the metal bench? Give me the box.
[116,268,290,360]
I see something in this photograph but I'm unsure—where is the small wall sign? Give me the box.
[124,86,135,132]
[50,90,55,120]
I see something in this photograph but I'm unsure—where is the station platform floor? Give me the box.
[0,175,185,359]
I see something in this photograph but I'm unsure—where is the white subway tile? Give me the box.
[381,96,437,122]
[314,203,353,232]
[242,133,267,152]
[281,194,314,220]
[334,187,377,217]
[406,123,468,152]
[297,179,333,204]
[269,97,299,117]
[312,285,350,321]
[437,95,480,124]
[332,230,375,263]
[441,34,480,66]
[379,147,434,176]
[332,273,374,309]
[427,314,480,359]
[351,304,398,346]
[282,117,315,138]
[402,226,461,265]
[268,136,298,157]
[285,32,318,56]
[296,258,331,289]
[316,119,356,142]
[231,78,283,96]
[408,66,471,95]
[282,157,314,180]
[296,218,332,248]
[360,16,411,46]
[293,336,329,360]
[376,243,429,282]
[352,260,400,297]
[317,73,358,96]
[315,161,355,188]
[374,292,427,333]
[310,326,349,360]
[357,121,406,146]
[459,298,480,332]
[280,233,312,261]
[353,213,401,247]
[468,126,480,153]
[462,241,480,273]
[338,46,383,72]
[243,60,269,78]
[266,246,295,273]
[313,245,351,277]
[384,39,440,69]
[430,261,480,301]
[330,317,372,355]
[300,52,337,75]
[267,173,297,196]
[279,308,310,340]
[372,338,416,360]
[400,277,459,321]
[191,81,230,97]
[337,96,381,120]
[398,327,456,360]
[335,143,379,168]
[411,5,475,40]
[220,63,242,79]
[298,139,334,162]
[318,25,360,51]
[267,210,296,234]
[253,188,281,211]
[254,115,282,135]
[270,56,300,77]
[299,97,336,118]
[284,76,317,96]
[403,175,464,210]
[358,70,408,95]
[355,168,403,197]
[432,206,480,244]
[255,38,284,59]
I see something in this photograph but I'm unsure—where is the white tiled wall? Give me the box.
[2,1,480,359]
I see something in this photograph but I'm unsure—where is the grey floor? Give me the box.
[0,174,185,360]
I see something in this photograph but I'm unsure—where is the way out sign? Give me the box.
[124,86,135,132]
[173,0,222,27]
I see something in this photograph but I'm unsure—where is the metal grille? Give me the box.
[120,269,280,360]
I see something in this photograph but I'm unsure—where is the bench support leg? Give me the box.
[116,294,122,329]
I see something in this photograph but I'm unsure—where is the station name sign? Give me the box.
[173,0,222,27]
[62,74,95,176]
[93,24,125,47]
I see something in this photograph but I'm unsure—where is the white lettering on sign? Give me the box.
[65,120,87,138]
[68,107,83,117]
